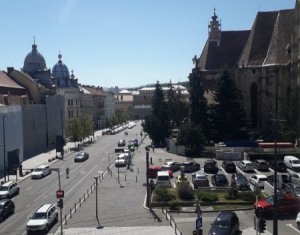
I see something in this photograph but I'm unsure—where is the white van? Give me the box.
[156,171,171,188]
[284,155,300,172]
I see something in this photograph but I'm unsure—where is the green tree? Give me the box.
[143,81,169,146]
[209,71,248,142]
[67,118,82,143]
[188,71,208,135]
[166,82,188,128]
[80,116,94,139]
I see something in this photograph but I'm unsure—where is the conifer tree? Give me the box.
[209,71,248,141]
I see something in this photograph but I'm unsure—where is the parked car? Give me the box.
[254,193,300,216]
[118,139,126,147]
[181,162,200,173]
[0,181,19,199]
[222,161,236,173]
[74,152,89,162]
[115,158,126,167]
[175,174,190,188]
[284,155,300,172]
[231,173,250,190]
[238,160,254,172]
[253,159,269,171]
[0,199,15,222]
[249,174,268,188]
[208,211,239,235]
[26,204,58,234]
[282,183,300,197]
[204,160,218,174]
[192,172,209,189]
[296,211,300,230]
[290,172,300,185]
[162,161,181,172]
[147,166,173,179]
[211,174,229,187]
[269,160,287,172]
[156,171,171,188]
[31,164,51,179]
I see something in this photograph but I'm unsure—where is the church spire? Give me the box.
[208,8,221,46]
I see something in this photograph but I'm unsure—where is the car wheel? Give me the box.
[298,222,300,230]
[0,215,3,222]
[55,214,58,223]
[45,224,49,233]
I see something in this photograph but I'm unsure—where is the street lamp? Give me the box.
[94,175,103,229]
[145,146,150,208]
[1,115,6,182]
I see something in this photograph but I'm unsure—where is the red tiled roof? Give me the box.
[82,86,106,96]
[0,71,25,89]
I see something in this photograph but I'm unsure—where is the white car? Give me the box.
[238,160,254,172]
[115,154,127,167]
[284,155,300,172]
[0,181,19,199]
[26,204,58,233]
[296,211,300,230]
[31,164,51,179]
[249,174,268,188]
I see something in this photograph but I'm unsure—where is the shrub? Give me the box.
[199,192,218,202]
[168,200,180,211]
[177,183,194,200]
[238,191,256,202]
[153,187,175,202]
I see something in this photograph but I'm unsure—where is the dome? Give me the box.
[52,53,70,79]
[23,43,47,73]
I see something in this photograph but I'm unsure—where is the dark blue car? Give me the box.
[208,211,239,235]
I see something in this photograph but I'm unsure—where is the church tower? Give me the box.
[208,8,221,46]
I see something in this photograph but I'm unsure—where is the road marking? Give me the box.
[34,181,58,201]
[65,165,99,196]
[26,186,32,191]
[286,224,300,233]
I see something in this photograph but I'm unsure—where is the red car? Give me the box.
[254,193,300,216]
[146,166,173,179]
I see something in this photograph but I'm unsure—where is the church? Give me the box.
[193,1,300,140]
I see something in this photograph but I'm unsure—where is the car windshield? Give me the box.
[213,219,230,229]
[259,178,268,181]
[196,176,207,180]
[0,186,8,191]
[292,160,300,164]
[236,174,247,181]
[33,168,43,172]
[265,196,274,204]
[217,175,226,180]
[32,212,47,220]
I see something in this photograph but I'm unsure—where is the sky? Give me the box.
[0,0,296,88]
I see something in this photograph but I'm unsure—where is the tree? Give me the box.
[209,71,248,142]
[166,81,188,128]
[67,116,94,145]
[143,81,169,146]
[188,72,208,135]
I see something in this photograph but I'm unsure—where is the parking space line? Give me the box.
[286,224,300,233]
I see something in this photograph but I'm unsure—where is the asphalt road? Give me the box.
[0,122,144,235]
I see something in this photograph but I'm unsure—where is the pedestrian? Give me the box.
[66,167,70,179]
[152,144,155,152]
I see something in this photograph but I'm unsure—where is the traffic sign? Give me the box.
[196,217,202,229]
[56,190,64,198]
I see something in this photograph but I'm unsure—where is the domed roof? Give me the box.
[23,43,47,73]
[52,53,70,79]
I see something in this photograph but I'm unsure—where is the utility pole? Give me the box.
[2,116,6,183]
[195,189,202,235]
[145,147,150,208]
[52,168,63,235]
[94,176,102,229]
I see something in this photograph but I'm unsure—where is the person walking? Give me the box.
[66,167,70,179]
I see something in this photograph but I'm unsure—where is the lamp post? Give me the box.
[145,146,150,208]
[2,115,6,183]
[94,175,103,229]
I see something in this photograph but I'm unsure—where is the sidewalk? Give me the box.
[0,130,104,184]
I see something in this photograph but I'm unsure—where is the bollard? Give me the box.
[136,175,137,182]
[150,157,153,165]
[125,174,127,181]
[64,214,67,225]
[74,203,77,213]
[102,173,104,180]
[70,208,72,219]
